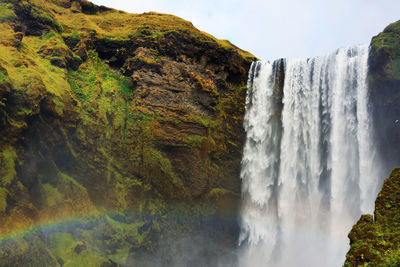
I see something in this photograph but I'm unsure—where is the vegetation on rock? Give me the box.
[370,20,400,80]
[368,19,400,189]
[345,168,400,266]
[0,0,256,265]
[344,19,400,267]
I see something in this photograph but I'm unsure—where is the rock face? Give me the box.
[345,168,400,266]
[369,20,400,172]
[344,20,400,266]
[0,0,256,266]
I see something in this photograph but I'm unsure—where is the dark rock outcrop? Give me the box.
[369,20,400,173]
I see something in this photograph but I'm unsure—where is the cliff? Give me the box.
[369,19,400,172]
[345,168,400,266]
[0,0,256,266]
[344,20,400,267]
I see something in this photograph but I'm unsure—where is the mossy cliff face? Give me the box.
[0,0,256,265]
[344,21,400,267]
[369,20,400,172]
[345,168,400,266]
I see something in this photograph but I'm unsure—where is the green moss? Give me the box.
[47,232,76,259]
[47,232,107,267]
[1,33,71,96]
[0,148,17,187]
[62,31,81,48]
[345,168,400,266]
[68,74,93,102]
[371,21,400,50]
[370,20,400,79]
[208,188,230,196]
[0,3,16,23]
[140,148,185,198]
[378,249,400,267]
[59,172,88,192]
[126,178,142,187]
[42,31,57,40]
[18,1,62,32]
[0,72,6,81]
[0,187,8,213]
[187,114,212,128]
[40,183,63,207]
[392,58,400,78]
[119,76,134,97]
[186,135,205,148]
[199,32,258,61]
[68,50,134,104]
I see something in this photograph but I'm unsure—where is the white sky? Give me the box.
[90,0,400,61]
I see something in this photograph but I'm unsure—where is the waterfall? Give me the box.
[239,45,383,267]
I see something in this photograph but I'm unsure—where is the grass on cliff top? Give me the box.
[200,31,257,61]
[370,20,400,78]
[371,20,400,49]
[18,0,256,61]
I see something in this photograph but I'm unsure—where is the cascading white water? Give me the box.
[239,45,383,267]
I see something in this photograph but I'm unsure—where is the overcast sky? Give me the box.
[91,0,400,60]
